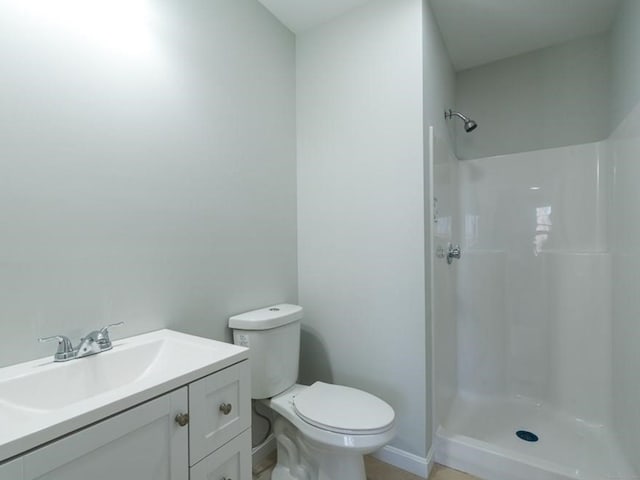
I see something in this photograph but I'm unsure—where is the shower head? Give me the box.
[445,109,478,132]
[464,118,478,132]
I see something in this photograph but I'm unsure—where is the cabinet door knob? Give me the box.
[175,413,190,427]
[219,403,232,415]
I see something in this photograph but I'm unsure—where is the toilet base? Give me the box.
[271,416,368,480]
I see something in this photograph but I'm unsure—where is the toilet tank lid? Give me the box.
[228,304,303,330]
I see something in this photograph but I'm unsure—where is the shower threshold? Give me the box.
[435,394,635,480]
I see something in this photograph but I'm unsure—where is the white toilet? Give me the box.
[229,304,396,480]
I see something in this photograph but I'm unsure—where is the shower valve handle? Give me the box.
[447,244,461,264]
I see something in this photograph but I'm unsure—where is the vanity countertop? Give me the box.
[0,329,248,463]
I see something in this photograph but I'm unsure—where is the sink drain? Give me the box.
[516,430,539,442]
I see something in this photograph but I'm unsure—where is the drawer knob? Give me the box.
[175,413,190,427]
[219,403,233,415]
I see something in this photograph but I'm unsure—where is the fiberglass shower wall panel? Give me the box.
[457,142,609,403]
[456,250,507,397]
[432,129,460,427]
[544,251,612,425]
[609,98,640,475]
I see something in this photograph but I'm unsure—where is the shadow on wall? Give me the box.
[299,326,334,386]
[252,400,274,447]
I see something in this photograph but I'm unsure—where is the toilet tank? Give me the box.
[228,304,303,399]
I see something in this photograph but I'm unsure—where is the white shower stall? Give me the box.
[429,2,640,478]
[431,129,638,480]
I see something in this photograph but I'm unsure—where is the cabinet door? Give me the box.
[0,458,24,480]
[190,429,251,480]
[189,361,251,465]
[23,388,188,480]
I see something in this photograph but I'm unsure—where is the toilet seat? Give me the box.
[292,382,395,435]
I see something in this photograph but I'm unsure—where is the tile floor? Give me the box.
[427,463,479,480]
[253,453,479,480]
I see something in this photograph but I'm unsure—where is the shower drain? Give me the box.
[516,430,539,442]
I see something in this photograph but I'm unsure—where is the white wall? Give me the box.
[423,1,456,137]
[610,0,640,131]
[0,0,297,368]
[297,0,453,460]
[454,34,611,160]
[424,0,457,446]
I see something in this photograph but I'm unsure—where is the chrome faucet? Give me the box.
[76,322,124,358]
[38,335,76,362]
[39,322,124,362]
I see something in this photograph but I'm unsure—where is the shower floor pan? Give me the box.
[435,394,635,480]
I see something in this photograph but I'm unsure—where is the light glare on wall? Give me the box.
[16,0,156,57]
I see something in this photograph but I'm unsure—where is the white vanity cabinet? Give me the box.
[189,360,251,465]
[190,429,252,480]
[23,388,189,480]
[0,459,22,479]
[0,360,251,480]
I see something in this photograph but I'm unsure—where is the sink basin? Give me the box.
[0,339,163,412]
[0,329,248,462]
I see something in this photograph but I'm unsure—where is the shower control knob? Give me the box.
[447,244,462,264]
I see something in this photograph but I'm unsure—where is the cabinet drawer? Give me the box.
[189,360,251,465]
[190,429,251,480]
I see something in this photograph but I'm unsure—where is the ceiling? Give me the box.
[257,0,370,33]
[258,0,621,72]
[430,0,621,71]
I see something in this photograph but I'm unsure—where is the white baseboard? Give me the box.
[252,433,276,467]
[372,445,433,478]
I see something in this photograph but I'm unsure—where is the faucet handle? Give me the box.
[97,322,124,349]
[38,335,76,362]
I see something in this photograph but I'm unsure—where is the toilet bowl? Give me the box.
[268,383,395,451]
[266,384,395,480]
[229,304,396,480]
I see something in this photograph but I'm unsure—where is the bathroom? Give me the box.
[0,0,638,479]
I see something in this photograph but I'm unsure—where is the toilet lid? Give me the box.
[292,382,395,435]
